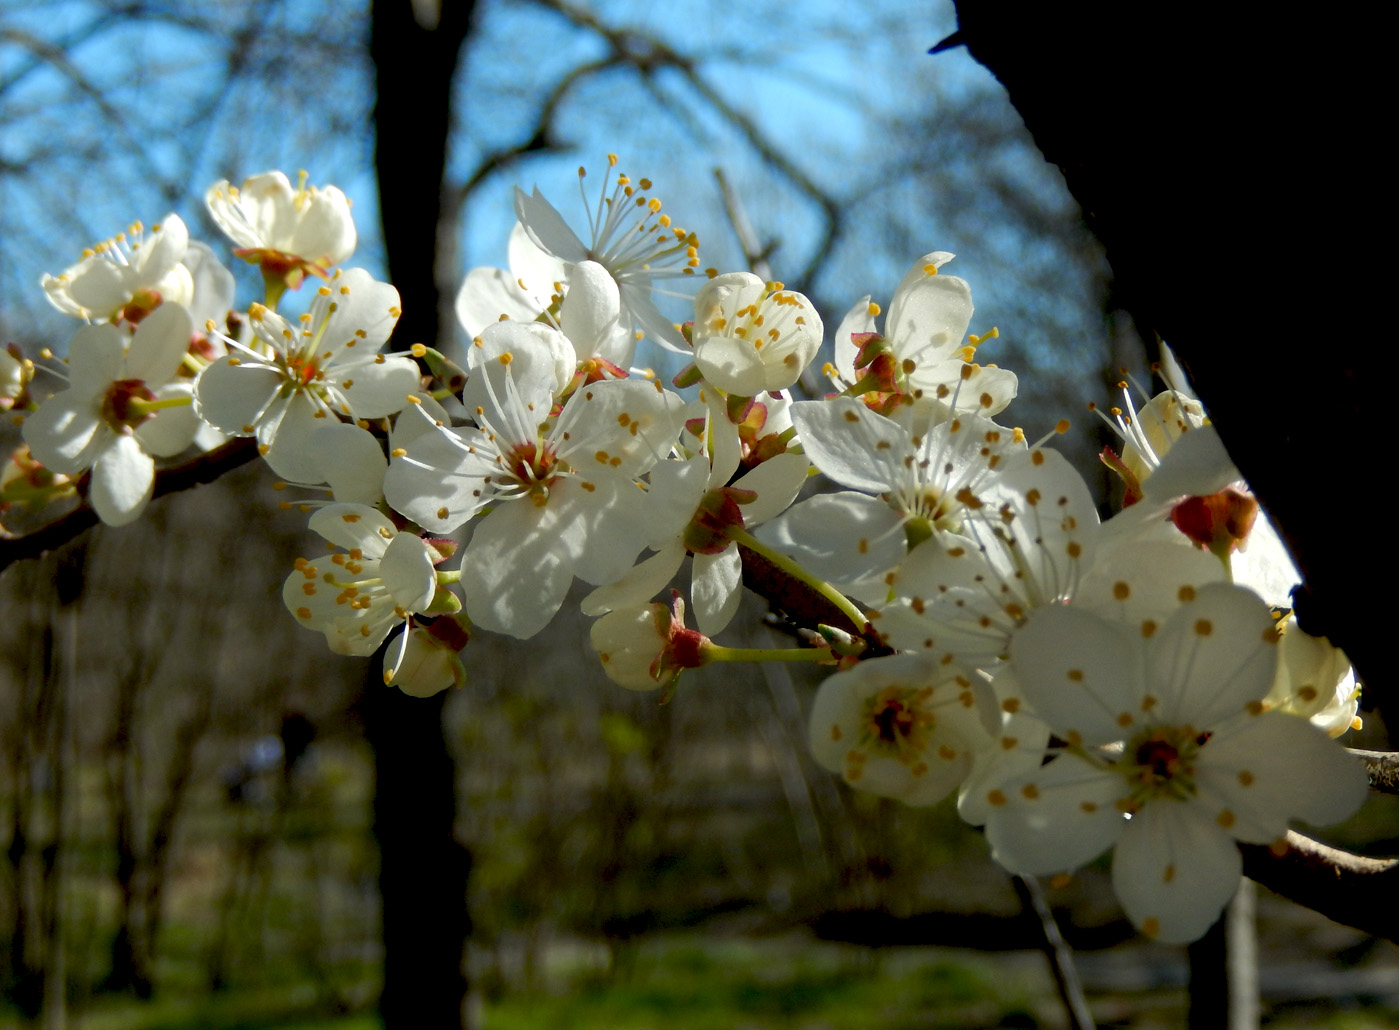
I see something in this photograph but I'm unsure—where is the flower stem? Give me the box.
[703,643,830,665]
[727,527,869,633]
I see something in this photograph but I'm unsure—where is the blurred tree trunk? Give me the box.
[949,2,1388,722]
[368,1,477,1026]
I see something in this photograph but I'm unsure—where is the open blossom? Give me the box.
[282,503,442,680]
[514,154,700,351]
[977,583,1367,943]
[42,216,193,324]
[23,303,199,526]
[206,170,356,291]
[385,327,686,638]
[583,393,808,635]
[760,396,1021,602]
[195,268,418,482]
[691,273,823,396]
[827,252,1017,416]
[809,653,998,806]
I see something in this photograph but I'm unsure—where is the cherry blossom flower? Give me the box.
[761,396,1021,602]
[22,303,198,526]
[282,503,443,682]
[582,393,808,635]
[827,252,1017,415]
[42,216,193,324]
[977,583,1367,943]
[195,268,418,482]
[690,273,823,396]
[385,329,686,638]
[205,171,356,299]
[514,154,700,351]
[808,653,998,806]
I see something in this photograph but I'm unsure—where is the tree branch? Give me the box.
[0,437,259,574]
[1240,831,1399,943]
[1349,750,1399,796]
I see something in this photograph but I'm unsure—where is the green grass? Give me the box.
[479,933,1036,1030]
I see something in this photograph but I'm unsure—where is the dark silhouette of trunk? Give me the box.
[949,2,1389,724]
[368,2,477,1026]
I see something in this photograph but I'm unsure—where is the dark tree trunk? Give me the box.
[368,1,477,1026]
[949,2,1390,721]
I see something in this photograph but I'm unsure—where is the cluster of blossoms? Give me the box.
[4,157,1367,944]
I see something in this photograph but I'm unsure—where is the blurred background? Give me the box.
[1,1,1395,1027]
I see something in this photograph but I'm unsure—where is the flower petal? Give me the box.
[90,433,154,526]
[1195,710,1368,843]
[982,751,1129,875]
[1148,582,1277,729]
[1111,801,1242,944]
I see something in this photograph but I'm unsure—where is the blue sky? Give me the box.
[0,0,1123,472]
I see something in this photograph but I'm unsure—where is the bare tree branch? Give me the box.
[0,437,259,574]
[1240,832,1399,943]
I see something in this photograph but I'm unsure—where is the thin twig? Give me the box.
[1011,874,1096,1030]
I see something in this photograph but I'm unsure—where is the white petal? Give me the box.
[789,398,900,494]
[23,393,104,473]
[1111,801,1242,944]
[318,268,401,358]
[463,320,573,410]
[314,422,388,505]
[1011,605,1148,745]
[66,260,128,318]
[758,492,905,586]
[982,752,1129,875]
[135,214,190,284]
[337,356,420,418]
[694,335,767,396]
[455,265,541,337]
[1148,582,1277,729]
[556,379,686,480]
[560,260,624,358]
[513,186,589,263]
[261,396,329,483]
[182,240,237,327]
[692,543,743,636]
[90,433,154,526]
[460,502,576,639]
[135,383,200,457]
[381,532,436,612]
[195,358,282,436]
[308,503,397,555]
[1143,425,1240,502]
[287,185,356,266]
[66,323,126,398]
[580,542,686,616]
[732,451,809,525]
[885,268,974,367]
[384,426,491,533]
[1195,711,1368,843]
